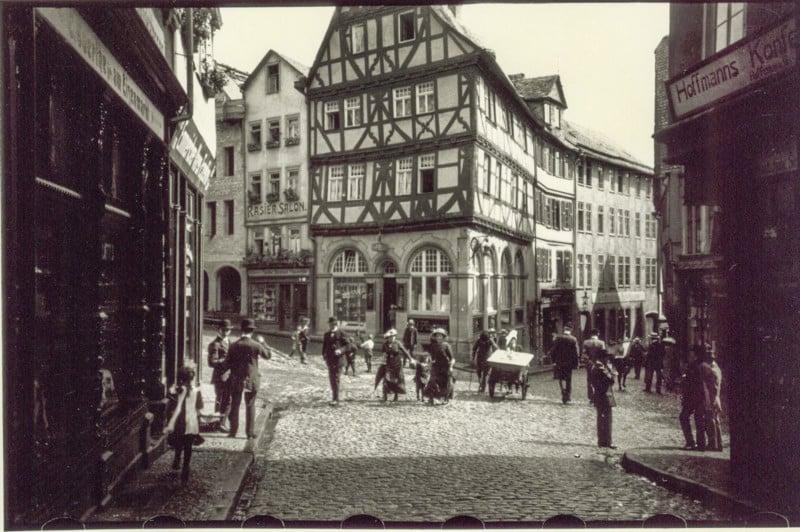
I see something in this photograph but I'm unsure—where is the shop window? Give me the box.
[331,248,368,324]
[399,11,416,42]
[251,284,277,321]
[410,248,452,312]
[267,63,280,94]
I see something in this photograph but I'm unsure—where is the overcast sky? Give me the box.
[214,3,668,166]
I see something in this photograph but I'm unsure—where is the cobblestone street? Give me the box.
[228,332,739,524]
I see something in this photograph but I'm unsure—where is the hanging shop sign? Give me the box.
[170,120,215,191]
[667,16,797,120]
[36,8,165,137]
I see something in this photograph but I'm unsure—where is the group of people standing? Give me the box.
[321,316,455,406]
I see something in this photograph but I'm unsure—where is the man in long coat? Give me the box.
[591,348,618,448]
[582,328,606,403]
[207,319,232,431]
[551,325,580,404]
[402,319,418,367]
[322,316,352,406]
[227,319,271,439]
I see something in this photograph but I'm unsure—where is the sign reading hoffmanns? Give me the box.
[37,8,165,137]
[667,16,797,120]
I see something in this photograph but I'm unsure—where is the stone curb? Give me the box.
[621,450,761,516]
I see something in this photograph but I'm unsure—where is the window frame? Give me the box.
[418,154,436,194]
[398,10,416,43]
[266,63,280,94]
[207,201,217,237]
[416,81,435,114]
[286,115,300,140]
[396,157,412,196]
[344,96,362,128]
[348,163,365,201]
[324,100,341,131]
[393,86,412,118]
[328,165,344,201]
[350,22,365,54]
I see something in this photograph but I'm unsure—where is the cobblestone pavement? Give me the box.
[227,338,741,525]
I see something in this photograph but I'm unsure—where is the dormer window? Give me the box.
[399,11,415,42]
[544,102,561,128]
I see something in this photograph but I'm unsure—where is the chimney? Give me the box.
[508,73,525,82]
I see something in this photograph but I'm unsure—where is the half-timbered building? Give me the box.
[241,50,313,332]
[303,5,576,358]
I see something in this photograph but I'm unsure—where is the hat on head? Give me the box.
[220,319,232,330]
[328,316,339,324]
[241,319,255,331]
[383,328,398,338]
[431,328,448,337]
[649,332,659,339]
[408,319,415,325]
[488,328,496,333]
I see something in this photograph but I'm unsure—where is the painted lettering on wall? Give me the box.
[667,17,797,120]
[248,201,307,219]
[37,8,165,137]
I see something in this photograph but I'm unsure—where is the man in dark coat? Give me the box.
[322,316,352,406]
[644,334,665,394]
[628,337,646,379]
[550,325,580,404]
[207,319,232,431]
[700,345,723,451]
[472,329,498,393]
[591,348,618,448]
[679,345,707,450]
[227,319,271,439]
[582,328,606,403]
[402,319,418,367]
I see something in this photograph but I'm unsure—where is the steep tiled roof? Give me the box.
[429,5,487,51]
[562,120,652,172]
[511,75,559,101]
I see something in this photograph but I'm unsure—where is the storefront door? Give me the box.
[279,284,292,330]
[383,278,397,330]
[293,283,308,325]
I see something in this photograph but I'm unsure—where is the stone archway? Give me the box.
[217,267,241,314]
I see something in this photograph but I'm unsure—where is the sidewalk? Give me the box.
[87,368,274,525]
[622,447,796,521]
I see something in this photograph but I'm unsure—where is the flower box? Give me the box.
[266,140,280,149]
[247,143,261,152]
[266,193,280,203]
[285,137,300,147]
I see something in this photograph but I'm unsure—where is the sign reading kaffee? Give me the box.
[667,16,797,120]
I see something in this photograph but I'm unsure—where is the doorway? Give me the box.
[218,267,241,314]
[382,278,397,331]
[279,284,292,330]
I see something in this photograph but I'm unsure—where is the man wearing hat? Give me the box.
[590,347,618,448]
[322,316,352,406]
[550,325,580,404]
[644,333,665,394]
[226,319,271,438]
[472,329,498,393]
[582,328,606,403]
[207,319,232,431]
[402,319,418,368]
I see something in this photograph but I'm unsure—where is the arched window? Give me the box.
[471,251,483,312]
[409,248,451,312]
[484,251,496,313]
[331,248,368,324]
[514,251,524,307]
[501,251,512,312]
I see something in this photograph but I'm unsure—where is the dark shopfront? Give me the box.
[248,269,310,332]
[3,7,191,526]
[657,13,800,504]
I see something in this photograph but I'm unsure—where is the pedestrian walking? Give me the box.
[550,325,580,404]
[207,319,232,432]
[322,316,351,406]
[628,337,646,380]
[381,328,413,401]
[679,345,707,450]
[644,334,665,394]
[612,339,631,391]
[700,345,723,451]
[412,353,431,401]
[359,332,375,373]
[471,329,498,393]
[424,328,455,405]
[226,319,271,438]
[290,317,310,364]
[165,365,204,483]
[590,348,618,449]
[582,328,606,403]
[402,319,418,368]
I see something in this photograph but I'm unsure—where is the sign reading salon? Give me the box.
[667,16,797,120]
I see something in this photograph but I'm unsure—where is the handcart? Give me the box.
[486,349,535,399]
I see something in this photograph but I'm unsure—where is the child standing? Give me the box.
[165,365,204,483]
[359,333,375,373]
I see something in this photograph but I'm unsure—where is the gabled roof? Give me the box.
[241,49,310,92]
[217,62,249,100]
[510,74,567,108]
[562,120,652,173]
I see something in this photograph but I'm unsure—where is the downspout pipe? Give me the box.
[171,7,193,124]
